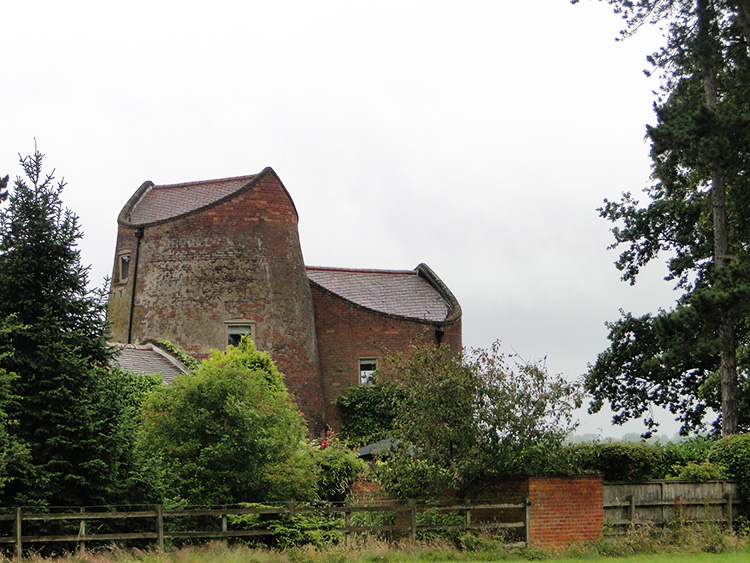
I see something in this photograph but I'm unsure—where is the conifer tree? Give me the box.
[579,0,750,435]
[0,149,137,506]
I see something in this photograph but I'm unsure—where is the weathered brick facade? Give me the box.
[108,168,462,434]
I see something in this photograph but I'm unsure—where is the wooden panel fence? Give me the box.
[0,500,528,557]
[603,480,743,532]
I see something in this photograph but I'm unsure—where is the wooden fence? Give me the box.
[0,500,528,557]
[603,480,743,531]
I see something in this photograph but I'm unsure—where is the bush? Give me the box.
[137,337,317,505]
[709,433,750,498]
[311,432,368,502]
[335,384,405,446]
[651,437,715,479]
[668,461,728,481]
[377,342,582,499]
[567,441,662,481]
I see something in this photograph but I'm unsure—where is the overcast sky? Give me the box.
[2,1,687,436]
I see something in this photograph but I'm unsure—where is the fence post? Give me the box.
[465,506,471,531]
[344,509,351,546]
[408,499,416,544]
[726,493,734,530]
[156,504,164,553]
[628,495,636,529]
[78,507,86,553]
[524,497,530,547]
[14,507,22,559]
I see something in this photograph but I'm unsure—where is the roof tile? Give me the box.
[110,343,190,384]
[306,266,449,322]
[129,175,256,224]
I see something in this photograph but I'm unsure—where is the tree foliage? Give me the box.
[579,0,750,436]
[137,338,319,506]
[0,149,149,506]
[377,342,582,499]
[335,384,405,446]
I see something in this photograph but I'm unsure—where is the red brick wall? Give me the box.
[108,171,327,434]
[527,476,603,548]
[310,284,462,431]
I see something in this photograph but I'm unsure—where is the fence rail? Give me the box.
[0,500,528,557]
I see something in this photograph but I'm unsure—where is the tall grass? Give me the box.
[8,525,750,563]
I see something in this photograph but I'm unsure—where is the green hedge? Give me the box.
[709,433,750,498]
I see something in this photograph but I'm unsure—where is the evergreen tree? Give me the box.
[578,0,750,436]
[0,149,140,506]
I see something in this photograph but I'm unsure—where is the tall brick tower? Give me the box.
[108,168,327,433]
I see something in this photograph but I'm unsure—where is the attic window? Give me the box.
[226,322,256,348]
[118,254,131,283]
[359,358,377,386]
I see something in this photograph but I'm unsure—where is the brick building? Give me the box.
[108,168,461,434]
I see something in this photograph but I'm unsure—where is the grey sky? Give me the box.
[2,1,685,435]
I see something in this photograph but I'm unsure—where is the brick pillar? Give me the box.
[527,476,603,548]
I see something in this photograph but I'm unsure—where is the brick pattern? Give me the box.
[527,476,604,548]
[109,171,327,434]
[310,284,462,430]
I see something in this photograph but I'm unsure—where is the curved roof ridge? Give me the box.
[306,265,417,275]
[152,174,257,191]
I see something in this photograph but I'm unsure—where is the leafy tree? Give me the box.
[137,337,319,505]
[0,149,151,506]
[377,342,582,499]
[578,0,750,436]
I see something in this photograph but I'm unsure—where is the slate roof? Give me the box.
[306,265,456,323]
[127,175,257,225]
[110,343,191,384]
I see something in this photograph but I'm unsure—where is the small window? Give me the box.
[226,323,255,347]
[359,358,377,386]
[118,254,131,283]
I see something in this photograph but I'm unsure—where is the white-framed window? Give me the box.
[226,322,256,347]
[359,358,377,386]
[118,253,131,284]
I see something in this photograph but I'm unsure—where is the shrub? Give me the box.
[570,441,662,481]
[709,433,750,498]
[335,384,405,446]
[377,342,582,498]
[651,437,715,479]
[311,432,368,502]
[668,461,728,481]
[137,337,317,505]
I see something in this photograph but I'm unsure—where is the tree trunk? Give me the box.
[700,0,739,436]
[735,0,750,45]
